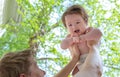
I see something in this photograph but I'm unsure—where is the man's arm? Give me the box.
[54,44,80,77]
[54,57,79,77]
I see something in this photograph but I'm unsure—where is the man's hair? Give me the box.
[62,4,89,27]
[0,49,35,77]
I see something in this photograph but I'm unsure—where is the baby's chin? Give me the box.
[71,33,81,36]
[78,32,86,36]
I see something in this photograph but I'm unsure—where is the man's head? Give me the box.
[0,49,45,77]
[62,4,89,35]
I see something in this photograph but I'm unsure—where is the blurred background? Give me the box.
[0,0,120,77]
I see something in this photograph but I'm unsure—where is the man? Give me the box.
[0,45,80,77]
[0,49,46,77]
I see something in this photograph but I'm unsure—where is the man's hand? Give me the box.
[72,44,81,61]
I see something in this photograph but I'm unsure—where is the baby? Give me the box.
[61,4,103,77]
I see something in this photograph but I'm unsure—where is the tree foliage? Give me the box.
[0,0,120,77]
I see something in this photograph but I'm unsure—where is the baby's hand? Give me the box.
[79,36,86,43]
[73,37,80,43]
[72,33,80,43]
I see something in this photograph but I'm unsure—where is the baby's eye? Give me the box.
[69,24,72,26]
[76,22,80,24]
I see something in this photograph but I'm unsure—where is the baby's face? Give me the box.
[65,14,87,36]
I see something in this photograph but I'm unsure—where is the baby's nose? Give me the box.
[72,25,76,29]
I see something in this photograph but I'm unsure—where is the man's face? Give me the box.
[65,14,87,36]
[28,56,46,77]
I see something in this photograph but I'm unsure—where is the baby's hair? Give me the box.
[62,4,89,27]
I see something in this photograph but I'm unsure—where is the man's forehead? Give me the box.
[29,56,36,63]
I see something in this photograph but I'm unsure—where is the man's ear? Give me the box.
[20,74,25,77]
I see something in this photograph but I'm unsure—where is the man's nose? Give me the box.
[43,70,46,75]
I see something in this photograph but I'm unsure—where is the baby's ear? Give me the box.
[20,74,25,77]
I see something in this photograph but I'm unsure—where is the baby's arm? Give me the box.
[61,34,73,49]
[80,27,102,41]
[61,34,80,49]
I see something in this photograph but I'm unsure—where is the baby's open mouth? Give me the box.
[74,29,80,33]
